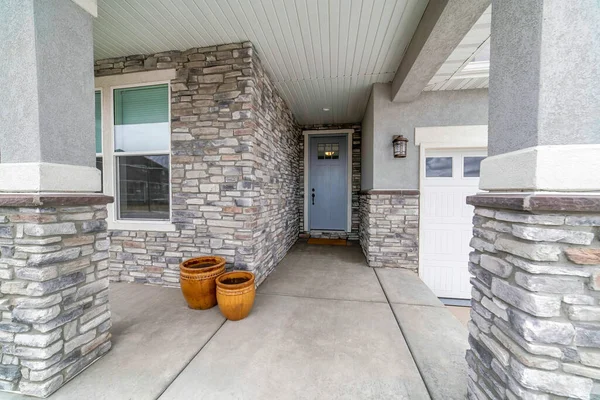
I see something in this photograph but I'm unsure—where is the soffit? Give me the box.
[93,0,429,124]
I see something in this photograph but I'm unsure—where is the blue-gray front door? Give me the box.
[309,135,348,231]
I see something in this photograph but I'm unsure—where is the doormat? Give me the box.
[307,238,347,246]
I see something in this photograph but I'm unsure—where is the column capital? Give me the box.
[0,163,101,193]
[480,144,600,192]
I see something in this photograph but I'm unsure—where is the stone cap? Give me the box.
[0,194,114,207]
[360,189,420,195]
[467,193,600,212]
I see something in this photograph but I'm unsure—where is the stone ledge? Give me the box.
[467,194,600,212]
[0,194,114,207]
[360,189,420,196]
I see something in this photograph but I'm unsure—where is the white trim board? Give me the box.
[480,144,600,192]
[303,129,353,233]
[0,162,101,192]
[94,70,176,232]
[415,125,488,148]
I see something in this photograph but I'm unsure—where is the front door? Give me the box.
[309,135,348,231]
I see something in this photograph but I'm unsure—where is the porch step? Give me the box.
[392,304,469,400]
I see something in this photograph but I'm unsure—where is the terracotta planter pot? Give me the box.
[179,256,226,310]
[216,271,256,321]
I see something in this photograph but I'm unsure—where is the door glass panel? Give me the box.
[318,143,340,160]
[317,144,325,159]
[464,156,485,177]
[426,157,452,177]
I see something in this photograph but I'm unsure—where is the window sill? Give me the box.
[107,220,177,232]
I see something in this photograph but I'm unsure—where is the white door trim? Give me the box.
[303,129,353,233]
[416,125,488,286]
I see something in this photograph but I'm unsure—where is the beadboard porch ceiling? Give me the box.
[93,0,429,125]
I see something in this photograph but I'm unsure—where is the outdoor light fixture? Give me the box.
[392,135,408,158]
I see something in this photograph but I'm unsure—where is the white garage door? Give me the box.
[420,149,486,300]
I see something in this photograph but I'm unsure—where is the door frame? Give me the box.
[303,129,353,232]
[415,125,488,284]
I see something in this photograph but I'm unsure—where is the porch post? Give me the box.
[0,0,112,397]
[466,1,600,399]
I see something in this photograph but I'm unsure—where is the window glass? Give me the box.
[96,157,103,193]
[114,85,169,153]
[317,143,339,160]
[95,91,102,153]
[464,156,485,178]
[426,157,452,177]
[117,155,170,220]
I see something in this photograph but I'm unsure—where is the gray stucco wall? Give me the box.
[360,92,375,190]
[489,0,600,156]
[0,0,95,167]
[366,83,488,190]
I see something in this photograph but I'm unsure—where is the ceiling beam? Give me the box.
[391,0,490,103]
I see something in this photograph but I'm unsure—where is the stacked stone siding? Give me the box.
[467,201,600,399]
[250,55,302,282]
[0,202,111,397]
[299,124,362,241]
[97,42,301,286]
[359,191,419,269]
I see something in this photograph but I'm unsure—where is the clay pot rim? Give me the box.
[216,271,255,290]
[180,256,226,274]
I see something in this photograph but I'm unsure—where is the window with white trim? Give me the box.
[112,84,170,221]
[95,90,103,192]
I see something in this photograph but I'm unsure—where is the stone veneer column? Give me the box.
[359,190,419,269]
[0,1,113,397]
[466,195,600,399]
[0,195,112,397]
[467,1,600,398]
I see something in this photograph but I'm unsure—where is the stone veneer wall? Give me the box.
[250,54,302,282]
[466,195,600,400]
[299,123,362,241]
[0,198,111,397]
[96,42,301,286]
[359,190,419,269]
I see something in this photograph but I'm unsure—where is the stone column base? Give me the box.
[358,190,419,269]
[466,193,600,400]
[0,194,113,398]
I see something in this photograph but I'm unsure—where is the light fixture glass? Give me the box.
[322,108,330,111]
[392,135,408,158]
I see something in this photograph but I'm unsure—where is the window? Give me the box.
[317,143,339,160]
[464,156,485,178]
[426,157,452,177]
[113,84,170,220]
[95,90,103,192]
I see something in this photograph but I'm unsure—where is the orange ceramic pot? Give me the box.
[180,256,226,310]
[216,271,256,321]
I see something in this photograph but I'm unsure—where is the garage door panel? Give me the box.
[421,149,486,300]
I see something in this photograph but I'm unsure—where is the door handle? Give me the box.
[312,191,315,205]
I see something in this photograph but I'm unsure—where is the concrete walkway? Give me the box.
[7,242,468,400]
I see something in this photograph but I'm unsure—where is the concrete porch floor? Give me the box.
[7,242,469,400]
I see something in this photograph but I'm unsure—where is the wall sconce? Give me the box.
[392,135,408,158]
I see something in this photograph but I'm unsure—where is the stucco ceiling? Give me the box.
[424,5,491,92]
[93,0,429,125]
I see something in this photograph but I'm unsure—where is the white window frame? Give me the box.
[95,70,177,232]
[95,87,103,190]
